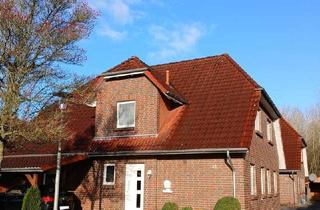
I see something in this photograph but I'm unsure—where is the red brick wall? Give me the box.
[74,155,247,210]
[244,108,280,210]
[87,76,281,210]
[95,76,159,138]
[279,165,307,206]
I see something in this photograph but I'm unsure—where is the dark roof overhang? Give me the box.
[257,87,281,120]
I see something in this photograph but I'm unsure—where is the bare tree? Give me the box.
[281,106,306,136]
[0,0,97,161]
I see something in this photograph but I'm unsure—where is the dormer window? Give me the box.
[267,119,273,142]
[255,110,262,132]
[117,101,136,128]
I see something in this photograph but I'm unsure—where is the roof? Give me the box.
[1,103,95,171]
[1,154,87,172]
[279,118,303,170]
[91,54,263,153]
[106,56,149,72]
[3,53,280,167]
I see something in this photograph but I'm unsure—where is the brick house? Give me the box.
[276,118,309,206]
[74,54,284,210]
[0,54,307,210]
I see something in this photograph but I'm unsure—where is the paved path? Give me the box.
[281,201,320,210]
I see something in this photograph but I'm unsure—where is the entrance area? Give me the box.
[125,164,145,210]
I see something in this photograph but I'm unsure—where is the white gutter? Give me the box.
[164,92,185,105]
[104,71,145,79]
[3,149,247,159]
[3,152,87,158]
[103,67,149,79]
[94,133,158,140]
[226,150,236,197]
[89,148,248,157]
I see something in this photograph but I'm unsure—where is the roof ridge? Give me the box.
[151,54,224,68]
[221,54,260,88]
[104,56,149,73]
[151,53,260,90]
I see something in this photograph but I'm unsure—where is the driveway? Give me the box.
[281,201,320,210]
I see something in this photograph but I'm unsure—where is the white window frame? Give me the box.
[267,169,271,194]
[273,171,278,194]
[103,164,116,185]
[117,101,136,128]
[261,167,265,195]
[267,119,273,142]
[255,110,262,132]
[250,164,257,195]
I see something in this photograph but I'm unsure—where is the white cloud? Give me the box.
[148,23,205,60]
[90,0,143,25]
[97,24,127,40]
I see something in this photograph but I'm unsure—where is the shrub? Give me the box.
[21,187,41,210]
[181,207,193,210]
[214,196,241,210]
[162,202,179,210]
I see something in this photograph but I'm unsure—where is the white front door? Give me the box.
[125,164,145,210]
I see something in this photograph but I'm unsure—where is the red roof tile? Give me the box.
[4,54,267,168]
[107,56,149,72]
[280,118,302,170]
[91,54,262,152]
[1,154,87,171]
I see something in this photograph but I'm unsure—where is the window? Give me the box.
[103,164,115,185]
[273,171,278,194]
[117,101,136,128]
[261,168,265,195]
[267,169,271,194]
[250,164,257,195]
[267,119,273,142]
[255,111,262,132]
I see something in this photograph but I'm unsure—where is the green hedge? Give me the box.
[21,187,41,210]
[214,196,241,210]
[162,202,179,210]
[181,207,192,210]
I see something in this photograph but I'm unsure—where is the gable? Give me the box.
[96,75,160,139]
[279,118,302,170]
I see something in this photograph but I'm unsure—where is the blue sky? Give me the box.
[71,0,320,110]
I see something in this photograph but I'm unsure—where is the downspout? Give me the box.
[289,172,296,206]
[226,151,236,197]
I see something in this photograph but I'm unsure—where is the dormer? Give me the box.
[95,56,185,140]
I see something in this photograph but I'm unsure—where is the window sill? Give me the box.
[255,130,263,138]
[103,183,115,187]
[114,127,135,131]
